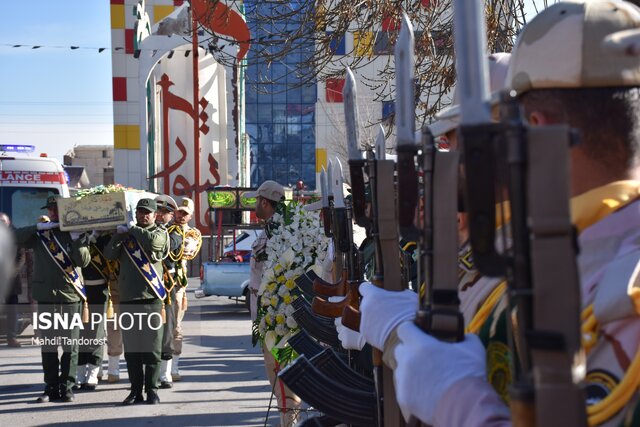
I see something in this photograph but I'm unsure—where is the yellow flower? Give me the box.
[283,295,292,305]
[274,264,283,272]
[265,315,273,326]
[276,314,285,325]
[285,279,295,290]
[277,275,286,284]
[267,282,277,292]
[270,296,278,307]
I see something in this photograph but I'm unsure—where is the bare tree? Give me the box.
[195,0,551,128]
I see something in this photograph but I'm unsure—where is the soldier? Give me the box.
[75,231,111,391]
[154,194,179,388]
[104,198,169,405]
[391,2,640,426]
[15,195,91,403]
[247,180,301,427]
[166,196,202,383]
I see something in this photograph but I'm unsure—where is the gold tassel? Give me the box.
[161,303,167,324]
[182,291,188,311]
[106,297,114,319]
[82,301,89,323]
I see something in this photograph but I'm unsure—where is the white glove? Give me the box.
[116,225,129,234]
[69,231,83,241]
[358,283,418,350]
[327,295,345,303]
[393,323,487,424]
[335,317,365,350]
[36,221,59,231]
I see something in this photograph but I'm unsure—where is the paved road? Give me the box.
[0,281,285,427]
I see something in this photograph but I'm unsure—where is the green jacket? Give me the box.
[15,225,91,303]
[104,224,168,302]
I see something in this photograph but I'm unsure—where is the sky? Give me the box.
[0,1,114,162]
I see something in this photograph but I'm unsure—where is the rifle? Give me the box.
[452,0,586,425]
[312,160,361,317]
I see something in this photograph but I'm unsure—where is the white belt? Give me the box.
[84,279,107,286]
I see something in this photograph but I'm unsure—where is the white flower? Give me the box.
[277,286,290,298]
[264,330,278,350]
[285,304,295,316]
[286,316,298,329]
[275,324,287,336]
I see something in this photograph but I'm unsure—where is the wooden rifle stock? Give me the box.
[312,270,347,297]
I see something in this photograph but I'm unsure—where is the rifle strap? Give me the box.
[375,158,405,426]
[528,126,587,426]
[377,159,402,290]
[430,150,463,336]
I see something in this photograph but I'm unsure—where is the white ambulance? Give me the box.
[0,145,70,228]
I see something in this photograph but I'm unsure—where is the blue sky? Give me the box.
[0,1,114,161]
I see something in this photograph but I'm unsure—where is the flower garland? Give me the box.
[252,200,328,365]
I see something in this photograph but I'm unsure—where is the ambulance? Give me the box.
[0,144,70,228]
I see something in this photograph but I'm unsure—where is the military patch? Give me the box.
[585,369,619,406]
[486,341,512,404]
[458,245,474,271]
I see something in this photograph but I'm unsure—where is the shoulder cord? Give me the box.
[166,224,184,262]
[582,303,640,426]
[467,287,640,426]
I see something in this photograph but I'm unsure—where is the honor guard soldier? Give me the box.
[163,197,202,384]
[154,194,180,388]
[15,195,91,403]
[105,198,169,405]
[390,2,640,426]
[75,231,112,391]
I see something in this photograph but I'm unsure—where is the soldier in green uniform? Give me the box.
[15,195,91,403]
[75,231,112,391]
[104,198,168,405]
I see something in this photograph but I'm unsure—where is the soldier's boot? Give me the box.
[59,384,75,403]
[36,385,59,403]
[108,356,120,383]
[82,364,100,391]
[159,360,173,389]
[97,361,104,382]
[171,356,181,382]
[74,364,88,390]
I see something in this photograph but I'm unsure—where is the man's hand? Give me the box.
[393,323,487,425]
[36,221,59,231]
[358,283,418,350]
[335,317,365,350]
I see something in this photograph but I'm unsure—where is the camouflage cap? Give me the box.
[155,194,178,212]
[245,180,285,202]
[41,194,61,209]
[136,198,157,213]
[176,197,194,215]
[507,0,640,95]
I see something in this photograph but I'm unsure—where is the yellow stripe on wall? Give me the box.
[315,148,327,172]
[114,124,140,150]
[153,5,175,23]
[354,31,374,57]
[110,4,125,29]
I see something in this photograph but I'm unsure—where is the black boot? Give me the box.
[146,390,160,404]
[122,391,144,405]
[59,385,75,403]
[36,385,59,403]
